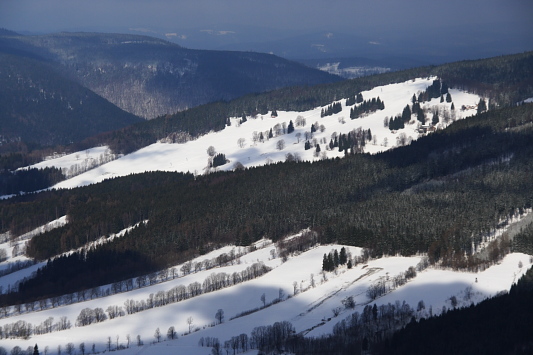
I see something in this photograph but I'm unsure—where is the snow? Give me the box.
[19,78,481,191]
[0,216,67,276]
[0,235,529,353]
[0,78,514,353]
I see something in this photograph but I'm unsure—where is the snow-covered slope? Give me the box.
[25,78,482,190]
[0,233,529,354]
[0,78,498,354]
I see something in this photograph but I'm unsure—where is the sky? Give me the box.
[1,0,531,36]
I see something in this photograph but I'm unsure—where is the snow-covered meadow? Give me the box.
[0,228,530,354]
[25,78,482,191]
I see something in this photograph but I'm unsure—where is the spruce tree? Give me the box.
[477,98,487,114]
[339,247,347,265]
[287,120,294,134]
[402,105,412,122]
[333,249,340,267]
[432,110,439,125]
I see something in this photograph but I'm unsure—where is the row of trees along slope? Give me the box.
[1,102,532,305]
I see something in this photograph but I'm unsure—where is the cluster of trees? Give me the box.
[328,128,372,153]
[1,316,71,340]
[417,79,448,102]
[388,103,418,130]
[75,307,107,327]
[276,229,319,261]
[349,97,385,119]
[321,102,343,117]
[200,321,296,355]
[322,247,350,271]
[210,153,228,168]
[366,265,420,300]
[345,92,364,106]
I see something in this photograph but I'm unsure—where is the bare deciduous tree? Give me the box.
[207,146,216,157]
[187,316,194,333]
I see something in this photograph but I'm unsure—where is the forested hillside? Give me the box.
[2,101,532,305]
[87,51,533,155]
[0,53,142,147]
[0,32,341,119]
[377,265,533,355]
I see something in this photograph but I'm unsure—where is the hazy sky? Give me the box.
[1,0,532,35]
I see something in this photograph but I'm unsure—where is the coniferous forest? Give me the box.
[1,49,533,353]
[1,101,532,306]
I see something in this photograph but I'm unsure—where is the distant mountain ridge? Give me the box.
[0,52,142,147]
[1,32,342,119]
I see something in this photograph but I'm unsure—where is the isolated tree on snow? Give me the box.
[154,327,161,342]
[215,309,225,324]
[287,120,295,134]
[187,316,194,333]
[207,146,216,157]
[167,326,177,340]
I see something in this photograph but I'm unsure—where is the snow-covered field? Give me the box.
[0,231,530,354]
[23,78,482,191]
